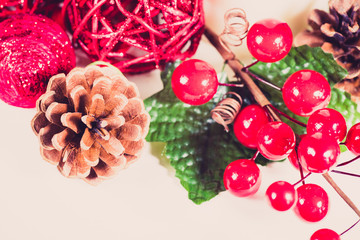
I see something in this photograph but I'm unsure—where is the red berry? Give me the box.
[266,181,297,211]
[223,159,261,197]
[233,104,269,149]
[295,183,329,222]
[171,59,218,105]
[298,133,340,173]
[246,19,293,63]
[257,121,296,160]
[307,108,347,143]
[310,229,340,240]
[282,70,331,116]
[345,122,360,155]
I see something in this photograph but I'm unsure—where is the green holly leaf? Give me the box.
[249,45,360,136]
[145,61,269,204]
[250,45,348,88]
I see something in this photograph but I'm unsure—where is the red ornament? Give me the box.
[0,14,76,108]
[0,0,62,20]
[64,0,205,73]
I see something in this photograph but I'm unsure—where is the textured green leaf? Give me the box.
[145,62,269,204]
[250,45,348,88]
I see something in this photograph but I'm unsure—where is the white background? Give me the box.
[1,0,360,239]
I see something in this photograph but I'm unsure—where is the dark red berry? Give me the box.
[282,70,331,117]
[266,181,297,211]
[310,228,340,240]
[298,133,340,173]
[233,104,269,149]
[257,121,296,160]
[307,108,347,143]
[295,183,329,222]
[246,19,293,63]
[171,59,218,105]
[223,159,261,197]
[345,122,360,155]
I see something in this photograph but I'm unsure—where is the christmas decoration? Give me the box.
[31,64,150,184]
[0,0,62,20]
[0,14,76,108]
[144,3,360,237]
[64,0,205,73]
[295,0,360,102]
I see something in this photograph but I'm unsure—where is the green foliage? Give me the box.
[145,46,360,204]
[145,62,269,204]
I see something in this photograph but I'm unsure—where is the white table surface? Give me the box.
[1,1,360,239]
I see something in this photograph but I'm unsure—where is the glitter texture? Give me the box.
[0,14,76,108]
[64,0,205,73]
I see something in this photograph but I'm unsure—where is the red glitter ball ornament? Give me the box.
[64,0,205,73]
[0,14,76,108]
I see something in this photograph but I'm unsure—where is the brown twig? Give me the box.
[323,172,360,218]
[203,26,360,219]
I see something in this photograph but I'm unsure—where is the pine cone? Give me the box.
[31,65,150,184]
[295,0,360,102]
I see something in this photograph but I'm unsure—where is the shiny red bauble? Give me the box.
[282,70,331,117]
[345,122,360,155]
[257,121,296,160]
[266,181,297,211]
[171,59,218,105]
[295,183,329,222]
[298,133,340,173]
[233,104,269,149]
[307,108,347,143]
[246,19,293,63]
[223,159,261,197]
[310,229,341,240]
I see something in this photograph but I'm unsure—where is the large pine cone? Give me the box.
[31,65,150,184]
[295,0,360,102]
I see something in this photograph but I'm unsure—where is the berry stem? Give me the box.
[242,60,259,71]
[267,104,307,128]
[337,154,360,167]
[250,150,260,161]
[292,172,312,186]
[243,68,282,91]
[322,172,360,218]
[203,27,281,122]
[295,153,306,185]
[332,170,360,178]
[219,82,244,88]
[340,218,360,236]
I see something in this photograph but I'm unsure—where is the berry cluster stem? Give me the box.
[203,27,281,122]
[322,173,360,218]
[204,25,360,219]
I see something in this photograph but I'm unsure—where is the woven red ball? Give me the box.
[0,0,62,20]
[0,14,76,108]
[64,0,205,73]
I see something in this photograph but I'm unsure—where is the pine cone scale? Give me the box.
[295,0,360,102]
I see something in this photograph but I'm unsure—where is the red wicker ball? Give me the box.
[0,0,62,20]
[64,0,205,73]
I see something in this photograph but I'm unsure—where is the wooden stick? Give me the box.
[323,172,360,218]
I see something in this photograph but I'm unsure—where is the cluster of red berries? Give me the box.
[171,18,360,239]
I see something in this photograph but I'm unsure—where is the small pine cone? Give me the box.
[31,65,150,184]
[295,0,360,102]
